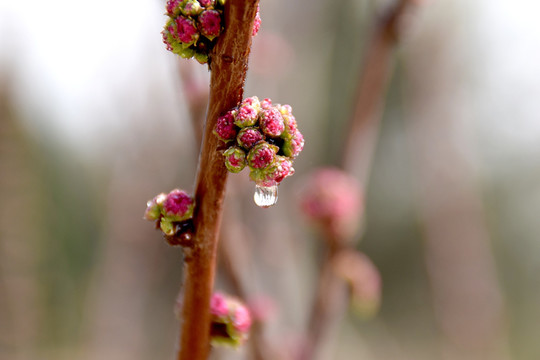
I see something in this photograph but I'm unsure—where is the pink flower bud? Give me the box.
[252,5,261,36]
[223,146,247,173]
[247,141,276,169]
[237,127,264,149]
[175,16,199,45]
[162,189,195,222]
[198,9,222,40]
[300,168,363,239]
[233,97,261,128]
[260,98,272,109]
[210,292,229,317]
[259,107,285,137]
[166,0,184,16]
[210,292,252,348]
[199,0,215,7]
[214,111,237,142]
[182,0,202,16]
[283,129,304,158]
[232,305,252,333]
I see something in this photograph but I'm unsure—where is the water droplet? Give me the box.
[254,184,278,208]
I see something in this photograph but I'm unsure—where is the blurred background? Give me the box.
[1,0,540,359]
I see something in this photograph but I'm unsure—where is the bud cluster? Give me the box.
[214,96,304,187]
[143,189,195,236]
[210,292,252,347]
[162,1,261,64]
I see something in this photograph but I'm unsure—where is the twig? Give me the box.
[341,0,415,178]
[302,1,416,359]
[171,1,260,359]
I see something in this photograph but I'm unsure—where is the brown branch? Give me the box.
[301,1,416,359]
[174,1,260,359]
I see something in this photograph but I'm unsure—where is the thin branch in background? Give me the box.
[301,1,417,359]
[342,0,416,179]
[168,1,260,359]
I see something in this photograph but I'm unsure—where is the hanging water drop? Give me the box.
[254,184,278,208]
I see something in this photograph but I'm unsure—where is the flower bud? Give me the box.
[259,107,285,137]
[237,126,264,149]
[175,16,199,45]
[332,250,381,319]
[247,141,276,169]
[181,0,202,16]
[223,146,247,173]
[300,168,362,239]
[144,193,167,221]
[210,292,252,348]
[233,97,261,128]
[199,0,215,7]
[166,0,185,16]
[162,189,195,222]
[282,129,304,158]
[214,111,237,142]
[199,9,222,40]
[252,5,261,36]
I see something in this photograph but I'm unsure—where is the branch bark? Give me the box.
[174,1,259,359]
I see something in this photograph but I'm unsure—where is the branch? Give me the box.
[341,0,415,178]
[174,1,260,359]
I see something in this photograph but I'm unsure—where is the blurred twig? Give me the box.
[302,1,416,359]
[342,0,415,179]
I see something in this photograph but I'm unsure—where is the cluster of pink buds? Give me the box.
[162,1,261,64]
[300,168,363,240]
[214,96,304,187]
[209,292,252,347]
[144,189,195,236]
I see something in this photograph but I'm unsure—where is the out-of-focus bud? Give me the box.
[210,292,252,348]
[144,193,167,221]
[300,168,363,240]
[223,146,247,173]
[332,250,381,319]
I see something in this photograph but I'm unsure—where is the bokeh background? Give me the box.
[1,0,540,359]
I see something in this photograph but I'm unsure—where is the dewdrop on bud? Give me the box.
[210,292,252,348]
[223,146,247,173]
